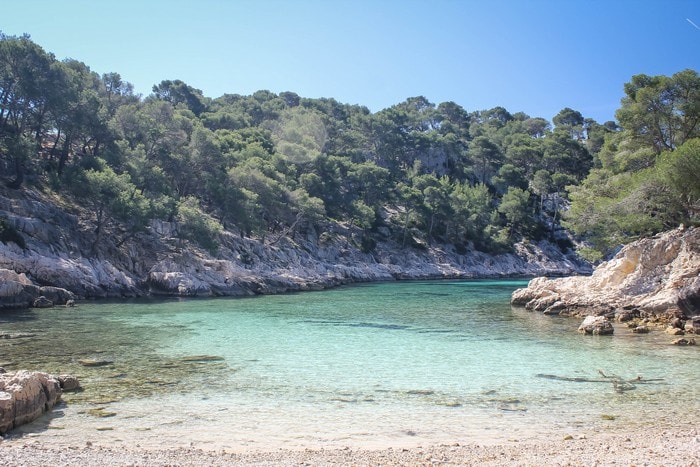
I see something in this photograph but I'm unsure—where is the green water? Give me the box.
[1,280,698,450]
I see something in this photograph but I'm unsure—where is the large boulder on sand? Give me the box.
[0,370,63,434]
[512,226,700,320]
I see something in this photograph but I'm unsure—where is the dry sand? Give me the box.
[1,426,698,466]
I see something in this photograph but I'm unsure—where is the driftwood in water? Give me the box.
[536,370,664,393]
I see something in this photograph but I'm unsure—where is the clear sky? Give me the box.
[2,0,699,123]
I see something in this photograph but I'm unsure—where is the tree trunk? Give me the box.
[402,209,411,247]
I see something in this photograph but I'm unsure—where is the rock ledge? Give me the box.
[0,370,76,434]
[512,226,700,325]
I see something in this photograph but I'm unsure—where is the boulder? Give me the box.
[0,269,75,309]
[0,370,62,434]
[57,374,81,391]
[578,316,614,335]
[32,296,53,308]
[512,227,700,323]
[684,316,700,334]
[672,338,696,346]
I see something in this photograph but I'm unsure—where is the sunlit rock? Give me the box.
[0,370,62,434]
[512,227,700,323]
[578,316,614,335]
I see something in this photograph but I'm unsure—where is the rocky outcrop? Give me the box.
[0,269,75,310]
[0,370,66,434]
[0,187,591,307]
[512,226,700,324]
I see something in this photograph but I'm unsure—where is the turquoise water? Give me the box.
[1,280,698,450]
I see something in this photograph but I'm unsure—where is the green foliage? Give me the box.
[657,138,700,215]
[616,69,700,153]
[498,187,532,234]
[567,72,700,257]
[7,33,695,260]
[73,163,152,250]
[176,196,223,252]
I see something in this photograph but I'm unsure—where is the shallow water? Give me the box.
[1,280,698,451]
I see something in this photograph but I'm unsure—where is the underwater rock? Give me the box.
[672,338,696,346]
[57,374,81,391]
[78,358,114,367]
[0,370,62,434]
[87,407,117,418]
[180,355,225,363]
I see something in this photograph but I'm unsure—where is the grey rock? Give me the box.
[512,227,700,322]
[578,315,614,335]
[0,370,62,434]
[32,295,53,308]
[57,374,80,391]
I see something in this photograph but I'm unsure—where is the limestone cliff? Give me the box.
[0,187,590,308]
[511,226,700,320]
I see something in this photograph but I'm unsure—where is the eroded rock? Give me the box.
[512,227,700,324]
[0,370,62,434]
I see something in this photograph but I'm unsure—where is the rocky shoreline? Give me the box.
[0,187,590,310]
[511,226,700,332]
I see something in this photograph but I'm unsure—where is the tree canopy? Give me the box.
[1,32,696,257]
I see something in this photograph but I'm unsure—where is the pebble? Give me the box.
[0,428,698,466]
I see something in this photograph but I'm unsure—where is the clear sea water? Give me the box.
[1,280,698,451]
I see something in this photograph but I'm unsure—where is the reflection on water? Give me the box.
[1,280,698,450]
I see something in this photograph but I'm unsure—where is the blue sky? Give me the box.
[2,0,699,123]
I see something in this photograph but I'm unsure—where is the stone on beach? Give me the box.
[0,370,63,434]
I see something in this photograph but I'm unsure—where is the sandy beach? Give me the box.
[2,426,698,466]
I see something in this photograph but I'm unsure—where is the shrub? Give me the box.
[0,217,26,249]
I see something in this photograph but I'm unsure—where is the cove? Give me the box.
[1,279,698,451]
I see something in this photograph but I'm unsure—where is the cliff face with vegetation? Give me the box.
[0,186,589,309]
[1,34,698,309]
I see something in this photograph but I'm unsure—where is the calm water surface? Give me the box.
[1,280,698,451]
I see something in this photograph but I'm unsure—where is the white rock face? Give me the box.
[1,187,592,305]
[512,226,700,319]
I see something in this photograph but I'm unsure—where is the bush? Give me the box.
[176,196,223,253]
[0,217,26,249]
[360,234,376,253]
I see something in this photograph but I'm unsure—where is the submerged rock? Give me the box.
[0,370,62,434]
[78,358,114,367]
[512,227,700,324]
[672,338,696,346]
[57,374,81,391]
